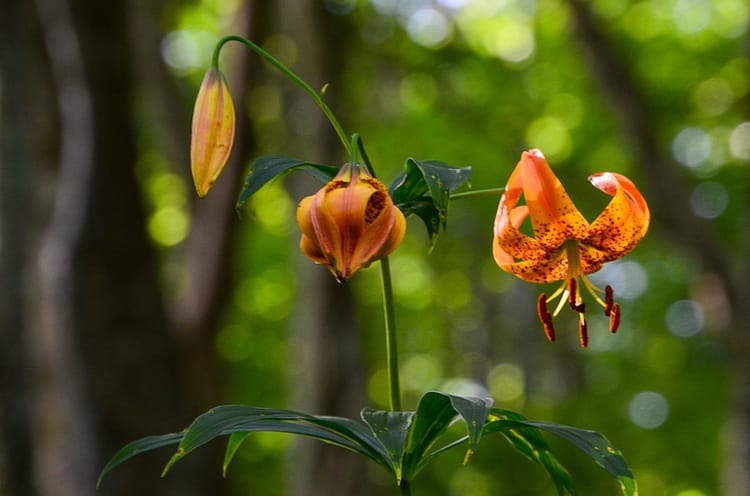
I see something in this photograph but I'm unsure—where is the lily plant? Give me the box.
[97,35,650,495]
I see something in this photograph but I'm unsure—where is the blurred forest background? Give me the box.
[1,0,749,495]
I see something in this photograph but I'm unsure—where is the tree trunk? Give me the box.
[7,0,231,494]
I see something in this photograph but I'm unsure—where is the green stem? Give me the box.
[379,256,402,412]
[212,35,352,156]
[449,187,505,200]
[399,481,411,496]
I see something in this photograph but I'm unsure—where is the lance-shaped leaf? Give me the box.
[97,432,184,488]
[161,405,392,477]
[484,409,575,496]
[236,155,339,210]
[526,420,638,496]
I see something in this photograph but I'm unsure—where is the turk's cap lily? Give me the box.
[493,149,650,346]
[191,67,236,198]
[297,163,406,282]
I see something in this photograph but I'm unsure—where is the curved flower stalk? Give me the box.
[493,149,650,346]
[297,163,407,282]
[190,67,236,198]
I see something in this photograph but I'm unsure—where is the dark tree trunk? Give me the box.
[0,0,237,494]
[0,0,39,494]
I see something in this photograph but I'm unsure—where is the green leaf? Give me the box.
[97,432,184,488]
[447,394,494,462]
[361,408,414,482]
[526,421,638,496]
[162,405,393,477]
[235,155,339,210]
[484,409,576,496]
[389,159,472,245]
[222,432,250,477]
[402,391,461,479]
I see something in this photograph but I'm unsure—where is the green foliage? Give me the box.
[235,153,472,248]
[235,155,339,210]
[98,392,636,495]
[389,158,472,245]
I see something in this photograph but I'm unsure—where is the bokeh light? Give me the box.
[589,260,648,300]
[666,299,705,338]
[487,363,525,402]
[690,181,729,219]
[628,391,670,429]
[729,121,750,160]
[407,7,452,47]
[672,127,712,168]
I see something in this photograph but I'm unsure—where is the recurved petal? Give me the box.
[191,67,236,198]
[495,250,569,283]
[585,172,650,259]
[519,149,590,249]
[493,203,549,263]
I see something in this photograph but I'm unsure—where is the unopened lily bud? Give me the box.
[297,164,406,282]
[190,67,235,198]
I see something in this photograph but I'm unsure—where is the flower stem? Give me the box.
[449,187,505,200]
[212,35,352,156]
[379,256,402,412]
[399,481,411,496]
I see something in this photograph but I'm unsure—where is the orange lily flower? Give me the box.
[493,149,650,346]
[297,163,407,282]
[191,67,236,198]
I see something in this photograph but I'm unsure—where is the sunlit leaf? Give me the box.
[236,155,339,210]
[484,409,575,495]
[526,421,638,496]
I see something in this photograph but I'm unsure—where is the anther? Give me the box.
[542,319,556,343]
[604,285,614,316]
[537,293,556,342]
[609,303,621,333]
[578,316,589,348]
[567,278,577,311]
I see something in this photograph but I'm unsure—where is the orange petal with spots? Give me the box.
[518,150,590,249]
[584,172,650,262]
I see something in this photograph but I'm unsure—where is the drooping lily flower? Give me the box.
[297,163,407,282]
[493,149,650,346]
[191,67,236,198]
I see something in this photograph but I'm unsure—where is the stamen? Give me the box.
[567,278,577,311]
[537,293,556,342]
[604,285,614,316]
[580,275,607,308]
[542,319,556,343]
[578,315,588,348]
[609,303,621,333]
